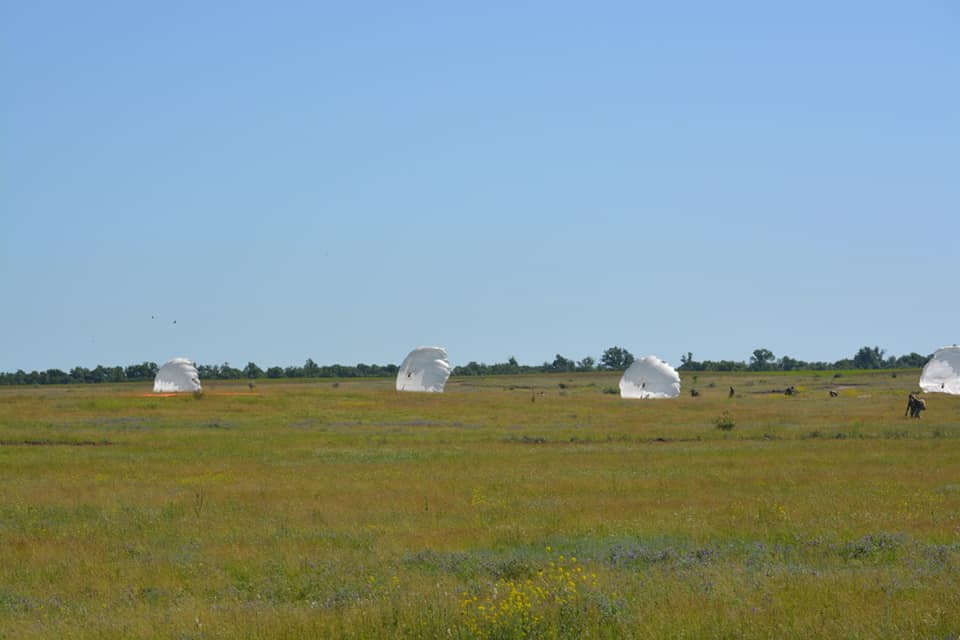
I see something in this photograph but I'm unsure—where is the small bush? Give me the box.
[602,387,619,395]
[713,411,735,431]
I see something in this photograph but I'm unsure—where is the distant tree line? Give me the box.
[213,359,399,380]
[453,345,931,376]
[678,346,930,372]
[0,359,398,386]
[452,346,630,376]
[0,346,933,386]
[452,355,597,376]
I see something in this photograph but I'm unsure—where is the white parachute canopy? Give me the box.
[919,346,960,394]
[153,357,202,393]
[396,346,452,393]
[619,355,681,399]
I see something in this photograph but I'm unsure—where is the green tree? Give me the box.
[600,346,634,370]
[548,354,576,372]
[303,358,321,377]
[749,348,775,371]
[895,352,930,368]
[125,362,158,380]
[243,362,264,378]
[853,346,885,369]
[219,362,243,379]
[778,355,804,371]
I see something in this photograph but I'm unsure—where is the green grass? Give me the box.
[0,370,958,638]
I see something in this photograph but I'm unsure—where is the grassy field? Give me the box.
[1,370,958,638]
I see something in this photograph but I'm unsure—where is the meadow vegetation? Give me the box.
[0,370,958,638]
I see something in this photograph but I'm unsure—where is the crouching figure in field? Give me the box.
[905,393,926,419]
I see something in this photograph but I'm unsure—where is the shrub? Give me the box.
[714,411,735,431]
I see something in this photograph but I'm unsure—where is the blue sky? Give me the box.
[2,1,957,371]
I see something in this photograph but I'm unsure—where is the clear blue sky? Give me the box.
[2,1,957,372]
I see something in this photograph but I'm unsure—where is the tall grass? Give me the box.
[0,370,958,637]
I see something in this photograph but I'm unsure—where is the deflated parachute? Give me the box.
[396,347,451,393]
[919,346,960,395]
[153,357,202,393]
[619,355,681,399]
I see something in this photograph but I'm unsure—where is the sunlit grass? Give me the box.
[0,370,958,637]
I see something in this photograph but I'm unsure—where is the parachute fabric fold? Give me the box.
[619,355,681,399]
[154,358,202,393]
[397,347,451,393]
[919,346,960,394]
